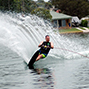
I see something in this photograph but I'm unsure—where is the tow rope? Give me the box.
[55,47,89,59]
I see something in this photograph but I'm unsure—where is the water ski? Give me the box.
[28,50,39,69]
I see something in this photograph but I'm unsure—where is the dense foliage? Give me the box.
[31,8,52,20]
[0,0,52,12]
[1,0,89,20]
[0,0,52,20]
[81,20,88,27]
[50,0,89,18]
[0,0,38,13]
[0,0,14,11]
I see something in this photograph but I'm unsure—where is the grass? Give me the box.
[80,27,86,30]
[59,28,83,34]
[80,27,89,30]
[87,27,89,29]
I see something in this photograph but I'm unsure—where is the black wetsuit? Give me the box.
[28,41,51,68]
[39,41,51,57]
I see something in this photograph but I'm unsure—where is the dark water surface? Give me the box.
[1,42,89,89]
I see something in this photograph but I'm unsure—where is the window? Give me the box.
[62,20,66,27]
[53,20,57,27]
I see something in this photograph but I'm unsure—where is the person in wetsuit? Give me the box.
[36,35,54,61]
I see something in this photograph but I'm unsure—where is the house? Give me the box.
[50,11,72,29]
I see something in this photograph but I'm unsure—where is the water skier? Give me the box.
[36,35,54,61]
[28,35,54,68]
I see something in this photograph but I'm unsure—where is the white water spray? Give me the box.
[0,12,89,61]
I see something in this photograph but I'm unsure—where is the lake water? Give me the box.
[1,34,89,89]
[0,12,89,89]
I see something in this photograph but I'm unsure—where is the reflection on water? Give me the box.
[30,67,55,89]
[1,44,89,89]
[72,60,89,89]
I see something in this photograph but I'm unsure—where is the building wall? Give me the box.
[52,19,71,29]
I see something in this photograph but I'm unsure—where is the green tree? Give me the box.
[31,8,52,20]
[38,0,44,3]
[37,3,45,8]
[45,2,52,9]
[29,3,38,12]
[13,0,37,13]
[0,0,37,13]
[0,0,14,11]
[14,0,22,12]
[81,20,88,27]
[50,0,89,18]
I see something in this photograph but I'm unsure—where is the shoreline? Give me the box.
[59,27,89,34]
[59,31,83,34]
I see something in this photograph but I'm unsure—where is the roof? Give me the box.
[50,11,72,20]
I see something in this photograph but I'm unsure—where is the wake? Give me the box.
[0,12,89,61]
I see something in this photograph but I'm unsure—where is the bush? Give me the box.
[81,20,88,27]
[31,8,52,20]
